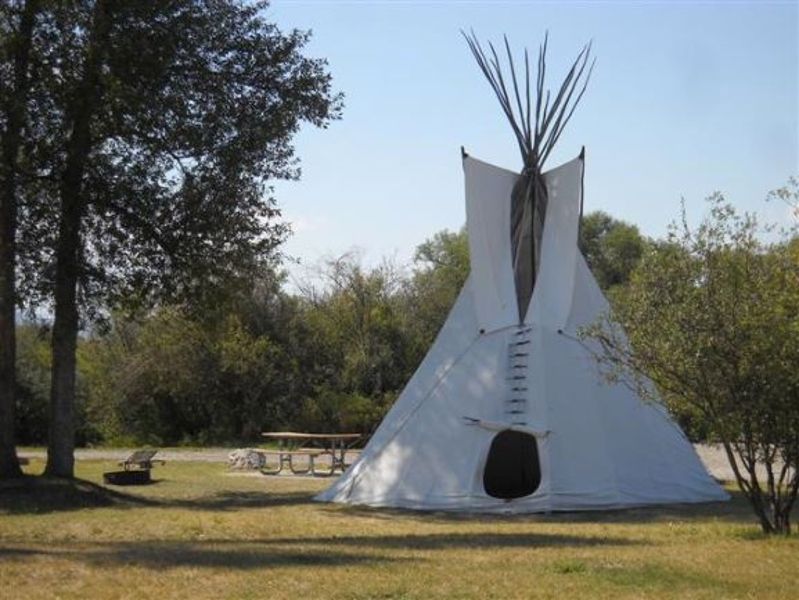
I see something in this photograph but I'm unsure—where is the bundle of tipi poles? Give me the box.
[464,31,594,320]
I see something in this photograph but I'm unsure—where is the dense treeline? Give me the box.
[13,214,645,446]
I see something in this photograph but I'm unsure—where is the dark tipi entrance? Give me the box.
[483,430,541,499]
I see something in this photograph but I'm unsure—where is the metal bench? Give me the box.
[119,449,165,471]
[104,449,165,485]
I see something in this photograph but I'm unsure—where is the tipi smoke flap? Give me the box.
[316,34,727,512]
[464,31,593,321]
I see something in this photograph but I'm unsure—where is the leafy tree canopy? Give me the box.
[583,186,799,534]
[14,0,343,317]
[401,227,469,351]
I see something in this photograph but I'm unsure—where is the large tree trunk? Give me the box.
[721,440,798,535]
[0,0,39,480]
[45,0,112,478]
[45,188,82,478]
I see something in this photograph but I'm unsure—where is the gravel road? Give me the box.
[23,448,233,463]
[21,444,745,481]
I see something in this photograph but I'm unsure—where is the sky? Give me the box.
[266,0,798,281]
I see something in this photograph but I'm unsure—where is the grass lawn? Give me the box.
[1,455,797,600]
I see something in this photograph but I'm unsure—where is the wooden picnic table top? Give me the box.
[261,431,362,440]
[259,432,363,476]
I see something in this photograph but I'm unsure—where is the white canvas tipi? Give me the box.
[317,35,727,512]
[317,152,727,512]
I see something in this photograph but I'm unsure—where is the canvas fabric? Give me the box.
[317,154,728,512]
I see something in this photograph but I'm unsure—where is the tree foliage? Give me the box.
[21,214,656,448]
[579,211,647,293]
[401,227,469,351]
[18,0,341,318]
[83,306,283,445]
[293,254,412,433]
[584,190,799,534]
[0,0,342,478]
[74,232,470,445]
[0,0,40,478]
[15,322,50,445]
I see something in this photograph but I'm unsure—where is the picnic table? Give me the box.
[260,431,362,476]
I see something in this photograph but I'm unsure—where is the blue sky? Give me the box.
[268,0,798,277]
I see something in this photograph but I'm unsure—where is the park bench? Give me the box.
[119,449,166,471]
[104,449,165,485]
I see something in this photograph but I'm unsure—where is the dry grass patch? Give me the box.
[1,455,797,600]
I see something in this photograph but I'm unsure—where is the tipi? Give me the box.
[317,35,727,512]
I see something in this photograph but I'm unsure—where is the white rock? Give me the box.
[227,448,265,470]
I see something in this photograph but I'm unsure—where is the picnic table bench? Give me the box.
[119,449,166,471]
[260,447,326,476]
[260,432,363,476]
[104,449,164,485]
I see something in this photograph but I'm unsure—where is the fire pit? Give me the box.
[103,469,151,485]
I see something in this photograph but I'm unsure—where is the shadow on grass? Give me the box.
[328,487,757,527]
[0,546,53,558]
[165,489,318,511]
[251,530,643,550]
[0,475,154,514]
[0,540,402,570]
[0,476,318,514]
[0,475,769,532]
[0,529,634,572]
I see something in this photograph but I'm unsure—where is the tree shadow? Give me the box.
[249,530,644,551]
[0,529,635,574]
[1,475,765,531]
[0,476,153,514]
[0,475,320,514]
[0,546,54,558]
[162,490,318,511]
[0,540,403,570]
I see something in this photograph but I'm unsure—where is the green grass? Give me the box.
[1,455,797,600]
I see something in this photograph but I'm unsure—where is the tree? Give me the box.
[294,253,411,433]
[6,1,341,478]
[0,0,40,477]
[584,191,799,534]
[579,211,647,293]
[14,322,50,445]
[401,227,469,352]
[768,176,799,220]
[82,307,279,445]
